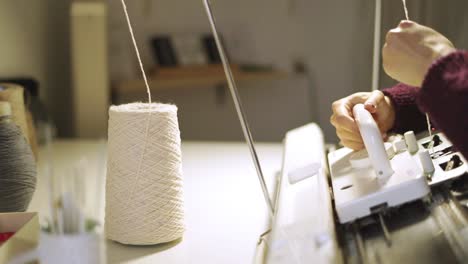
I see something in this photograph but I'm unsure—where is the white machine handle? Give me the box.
[353,104,394,181]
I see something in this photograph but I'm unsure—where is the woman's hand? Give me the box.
[330,90,395,150]
[383,20,456,87]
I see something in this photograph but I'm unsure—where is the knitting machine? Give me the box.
[262,117,468,263]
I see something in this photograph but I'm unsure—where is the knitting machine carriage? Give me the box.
[263,120,468,263]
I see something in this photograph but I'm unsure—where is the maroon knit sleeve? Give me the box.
[417,50,468,159]
[382,83,427,134]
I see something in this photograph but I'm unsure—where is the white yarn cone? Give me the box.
[105,103,184,245]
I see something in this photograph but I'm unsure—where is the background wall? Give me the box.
[0,0,467,141]
[108,0,376,142]
[0,0,72,137]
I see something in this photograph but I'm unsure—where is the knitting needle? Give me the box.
[203,0,275,216]
[57,208,64,235]
[371,0,382,91]
[74,162,86,233]
[95,140,107,222]
[44,124,56,234]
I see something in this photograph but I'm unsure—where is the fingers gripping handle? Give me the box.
[353,104,394,181]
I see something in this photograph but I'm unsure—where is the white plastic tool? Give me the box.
[353,104,394,181]
[349,142,395,169]
[329,105,430,223]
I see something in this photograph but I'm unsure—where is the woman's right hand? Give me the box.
[383,20,456,87]
[330,90,396,150]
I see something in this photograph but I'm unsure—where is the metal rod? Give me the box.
[45,124,56,234]
[432,197,468,261]
[371,0,382,91]
[378,213,392,247]
[352,222,369,264]
[203,0,275,216]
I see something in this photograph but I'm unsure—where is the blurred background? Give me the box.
[1,0,467,143]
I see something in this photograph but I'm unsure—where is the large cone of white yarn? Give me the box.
[105,103,184,245]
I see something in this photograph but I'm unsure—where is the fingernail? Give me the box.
[400,20,414,28]
[364,102,376,110]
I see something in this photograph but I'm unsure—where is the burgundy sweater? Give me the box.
[382,50,468,159]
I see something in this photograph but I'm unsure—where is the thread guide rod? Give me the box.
[378,213,392,247]
[203,0,275,216]
[371,0,382,91]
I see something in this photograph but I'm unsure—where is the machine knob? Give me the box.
[393,139,407,153]
[419,150,435,175]
[404,131,419,154]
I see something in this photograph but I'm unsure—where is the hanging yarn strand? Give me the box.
[400,0,433,142]
[426,113,433,147]
[119,0,152,105]
[119,0,153,202]
[402,0,410,20]
[371,0,382,91]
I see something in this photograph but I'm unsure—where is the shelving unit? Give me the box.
[111,66,309,142]
[113,69,289,95]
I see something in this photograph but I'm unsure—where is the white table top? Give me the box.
[29,140,282,264]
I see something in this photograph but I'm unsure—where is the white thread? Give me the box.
[120,0,152,105]
[105,103,184,245]
[119,0,154,215]
[425,113,434,153]
[400,0,433,144]
[402,0,409,20]
[425,114,432,138]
